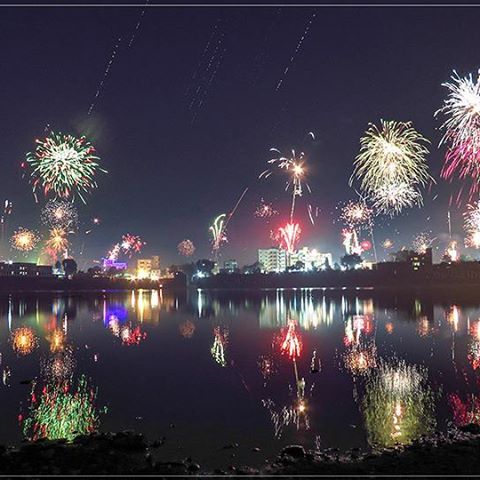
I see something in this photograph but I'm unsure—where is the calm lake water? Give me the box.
[1,288,480,468]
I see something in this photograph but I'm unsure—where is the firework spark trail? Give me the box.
[187,23,226,124]
[278,222,301,254]
[276,12,316,92]
[190,41,226,123]
[250,9,282,85]
[210,214,227,253]
[262,148,310,222]
[88,37,122,116]
[225,187,249,229]
[128,0,149,48]
[185,20,220,97]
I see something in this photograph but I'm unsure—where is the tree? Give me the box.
[287,260,305,272]
[340,253,363,270]
[87,266,102,277]
[62,258,78,277]
[242,261,262,274]
[196,259,215,277]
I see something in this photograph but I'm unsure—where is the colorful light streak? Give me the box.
[22,376,98,441]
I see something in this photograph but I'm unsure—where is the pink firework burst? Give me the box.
[121,234,145,257]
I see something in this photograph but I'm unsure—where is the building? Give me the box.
[290,247,333,271]
[137,256,161,280]
[223,259,239,273]
[258,248,287,273]
[102,258,128,272]
[0,262,52,277]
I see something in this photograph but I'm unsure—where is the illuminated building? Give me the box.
[0,262,52,277]
[102,258,127,272]
[289,247,333,271]
[258,248,287,273]
[137,256,161,280]
[222,259,239,273]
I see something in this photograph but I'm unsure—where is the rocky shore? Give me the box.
[1,426,480,476]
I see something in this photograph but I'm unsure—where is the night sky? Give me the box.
[1,3,480,268]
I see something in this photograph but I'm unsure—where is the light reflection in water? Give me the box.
[2,291,480,461]
[362,360,435,448]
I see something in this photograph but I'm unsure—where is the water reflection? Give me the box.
[362,360,435,448]
[21,376,98,442]
[2,289,480,464]
[11,327,38,356]
[211,326,228,367]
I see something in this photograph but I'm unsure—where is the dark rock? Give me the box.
[281,445,306,458]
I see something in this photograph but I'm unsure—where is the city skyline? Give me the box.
[1,5,480,267]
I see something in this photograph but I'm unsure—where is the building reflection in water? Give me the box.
[362,360,435,448]
[259,290,343,329]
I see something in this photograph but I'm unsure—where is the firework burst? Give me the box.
[121,234,145,257]
[351,120,431,215]
[435,70,480,202]
[254,198,278,219]
[277,222,301,254]
[412,232,434,254]
[10,228,40,252]
[41,347,76,383]
[341,201,373,230]
[371,181,423,216]
[45,228,69,260]
[26,131,106,203]
[209,214,227,251]
[41,199,78,231]
[260,146,311,221]
[464,201,480,248]
[177,239,196,257]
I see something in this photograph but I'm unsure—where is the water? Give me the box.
[0,288,479,469]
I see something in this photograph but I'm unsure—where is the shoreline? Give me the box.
[1,425,480,475]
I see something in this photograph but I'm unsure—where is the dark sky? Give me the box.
[1,3,480,268]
